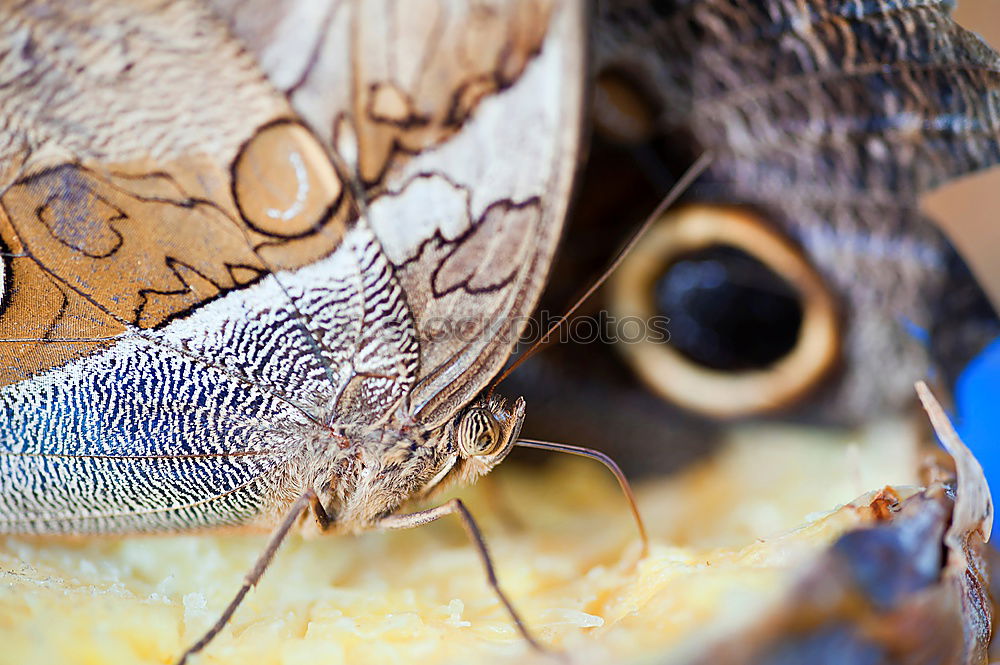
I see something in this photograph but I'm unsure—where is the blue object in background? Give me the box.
[955,336,1000,501]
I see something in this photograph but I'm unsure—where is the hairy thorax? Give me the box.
[297,424,455,534]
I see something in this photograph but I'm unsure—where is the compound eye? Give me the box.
[458,408,502,456]
[608,204,840,418]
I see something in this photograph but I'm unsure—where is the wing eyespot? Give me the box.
[608,204,841,418]
[232,121,343,239]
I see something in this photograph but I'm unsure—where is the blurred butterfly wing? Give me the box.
[597,0,1000,420]
[212,0,587,427]
[0,0,584,532]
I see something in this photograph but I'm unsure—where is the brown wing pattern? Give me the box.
[0,0,580,405]
[210,0,553,185]
[0,2,354,386]
[211,0,586,426]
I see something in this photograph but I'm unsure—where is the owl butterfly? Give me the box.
[511,0,1000,461]
[0,0,601,661]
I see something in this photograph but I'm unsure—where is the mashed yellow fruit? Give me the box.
[0,420,924,665]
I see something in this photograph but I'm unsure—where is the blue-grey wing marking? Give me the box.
[0,224,420,534]
[0,339,303,533]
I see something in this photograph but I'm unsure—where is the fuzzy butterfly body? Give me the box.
[0,0,585,535]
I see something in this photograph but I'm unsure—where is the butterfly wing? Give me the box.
[594,0,1000,420]
[211,0,586,426]
[501,0,1000,464]
[0,0,584,532]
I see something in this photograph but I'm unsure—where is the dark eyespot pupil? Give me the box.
[654,245,803,371]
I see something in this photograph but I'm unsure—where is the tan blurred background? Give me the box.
[924,2,1000,308]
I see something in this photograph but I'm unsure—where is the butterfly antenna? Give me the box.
[515,438,649,557]
[487,151,713,396]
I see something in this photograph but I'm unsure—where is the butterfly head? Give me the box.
[449,394,526,483]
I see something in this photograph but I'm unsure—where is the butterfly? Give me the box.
[0,0,590,660]
[509,0,1000,466]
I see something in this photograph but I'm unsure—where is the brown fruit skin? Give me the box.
[693,485,993,665]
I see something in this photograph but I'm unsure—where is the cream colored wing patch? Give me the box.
[211,0,554,184]
[380,4,585,424]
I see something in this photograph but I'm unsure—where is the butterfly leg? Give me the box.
[175,489,321,665]
[375,498,546,652]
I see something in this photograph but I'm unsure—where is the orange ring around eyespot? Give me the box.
[608,204,841,419]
